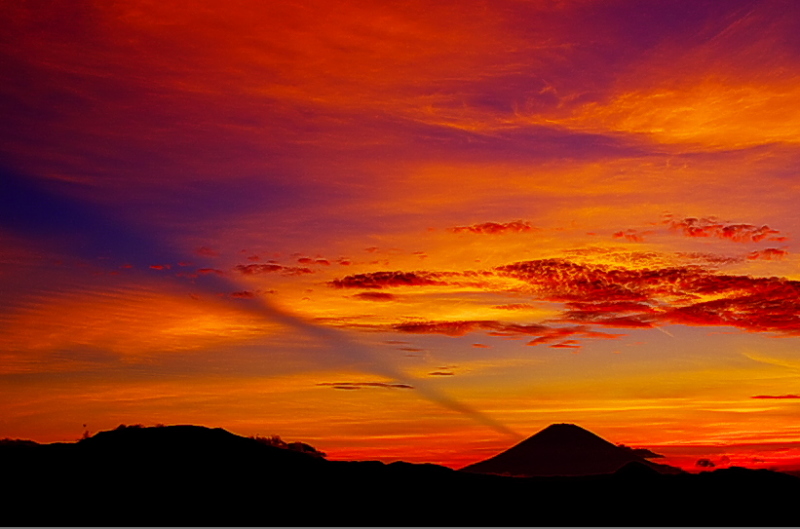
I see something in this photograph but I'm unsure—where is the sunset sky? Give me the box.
[3,0,800,472]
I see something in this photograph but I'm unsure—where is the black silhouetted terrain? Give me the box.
[3,424,799,526]
[461,423,682,477]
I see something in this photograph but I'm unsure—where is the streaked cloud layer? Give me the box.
[2,0,800,471]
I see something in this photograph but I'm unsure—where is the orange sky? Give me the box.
[2,0,800,472]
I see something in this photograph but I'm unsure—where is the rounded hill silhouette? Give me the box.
[461,423,680,477]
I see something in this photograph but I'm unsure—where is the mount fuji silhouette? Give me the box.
[462,423,681,477]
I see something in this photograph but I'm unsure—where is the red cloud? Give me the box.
[665,295,800,334]
[669,218,787,243]
[589,316,654,328]
[564,301,658,328]
[549,340,581,349]
[394,320,590,339]
[663,275,800,333]
[197,268,224,275]
[195,246,219,257]
[500,259,777,301]
[495,259,661,302]
[329,271,445,289]
[492,303,535,310]
[331,255,800,340]
[393,320,496,336]
[391,320,623,350]
[235,264,313,275]
[499,259,800,334]
[450,220,538,235]
[751,395,800,399]
[230,291,255,299]
[612,229,649,242]
[525,327,580,345]
[298,257,332,266]
[747,248,788,261]
[674,252,741,266]
[176,267,225,279]
[317,382,413,390]
[353,292,397,301]
[565,301,657,317]
[236,263,283,274]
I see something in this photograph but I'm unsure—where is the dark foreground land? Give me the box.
[3,425,799,526]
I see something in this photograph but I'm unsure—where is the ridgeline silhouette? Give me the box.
[3,423,798,526]
[462,423,682,476]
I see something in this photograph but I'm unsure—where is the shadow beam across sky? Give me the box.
[0,170,521,440]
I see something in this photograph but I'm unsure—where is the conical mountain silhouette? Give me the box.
[461,423,680,477]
